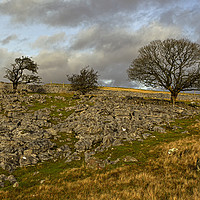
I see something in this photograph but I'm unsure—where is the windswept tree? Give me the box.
[127,38,200,104]
[67,66,99,95]
[4,56,41,92]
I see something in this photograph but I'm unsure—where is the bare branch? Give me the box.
[127,38,200,104]
[4,56,41,92]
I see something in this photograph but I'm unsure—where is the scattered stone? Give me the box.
[0,89,199,172]
[123,156,138,162]
[86,157,105,169]
[7,175,17,184]
[168,148,178,155]
[0,181,5,187]
[0,174,18,187]
[153,126,166,133]
[13,182,19,188]
[33,171,39,176]
[40,180,45,184]
[142,133,152,139]
[106,158,120,165]
[0,174,7,181]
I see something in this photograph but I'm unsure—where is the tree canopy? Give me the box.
[127,38,200,104]
[4,56,41,92]
[67,66,99,95]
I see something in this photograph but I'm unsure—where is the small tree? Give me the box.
[127,39,200,104]
[67,66,99,95]
[4,56,41,92]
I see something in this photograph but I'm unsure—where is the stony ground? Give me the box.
[0,89,200,187]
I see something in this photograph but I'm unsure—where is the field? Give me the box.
[0,87,200,200]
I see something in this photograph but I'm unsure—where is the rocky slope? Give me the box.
[0,90,199,175]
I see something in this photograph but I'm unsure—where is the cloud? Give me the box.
[32,22,182,86]
[32,32,67,50]
[1,34,18,45]
[0,0,179,27]
[159,2,200,41]
[34,50,69,83]
[0,48,21,82]
[0,0,199,88]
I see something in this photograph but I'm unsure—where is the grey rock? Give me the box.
[7,175,17,184]
[0,180,5,187]
[153,126,166,133]
[84,151,95,162]
[13,182,19,187]
[168,148,178,155]
[0,87,199,172]
[102,134,114,147]
[112,139,122,146]
[123,156,138,162]
[0,174,7,181]
[142,133,152,139]
[86,157,105,169]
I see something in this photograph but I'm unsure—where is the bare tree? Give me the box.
[127,39,200,104]
[4,56,41,92]
[67,66,99,95]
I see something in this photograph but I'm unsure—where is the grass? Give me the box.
[0,90,200,199]
[23,93,78,125]
[100,86,171,94]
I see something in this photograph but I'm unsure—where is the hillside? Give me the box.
[0,87,200,199]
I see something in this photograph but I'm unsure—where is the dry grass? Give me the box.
[1,133,200,200]
[100,87,200,99]
[100,86,170,94]
[0,92,200,200]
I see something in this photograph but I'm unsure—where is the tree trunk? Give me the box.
[13,82,18,93]
[170,92,178,105]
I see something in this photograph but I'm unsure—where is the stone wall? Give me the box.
[0,82,71,94]
[0,82,200,102]
[94,90,200,102]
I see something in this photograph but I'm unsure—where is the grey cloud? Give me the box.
[0,0,198,88]
[70,25,137,53]
[66,22,182,86]
[0,48,21,81]
[70,22,182,56]
[1,34,18,45]
[159,2,200,38]
[175,6,200,38]
[34,50,69,83]
[32,32,67,50]
[159,9,175,25]
[0,0,179,27]
[0,21,183,87]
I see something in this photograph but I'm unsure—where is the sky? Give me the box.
[0,0,200,88]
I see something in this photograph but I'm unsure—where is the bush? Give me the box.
[67,66,99,95]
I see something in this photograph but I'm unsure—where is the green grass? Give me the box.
[27,93,76,111]
[23,93,79,125]
[51,131,79,148]
[94,114,200,169]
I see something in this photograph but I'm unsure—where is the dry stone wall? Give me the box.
[0,82,71,94]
